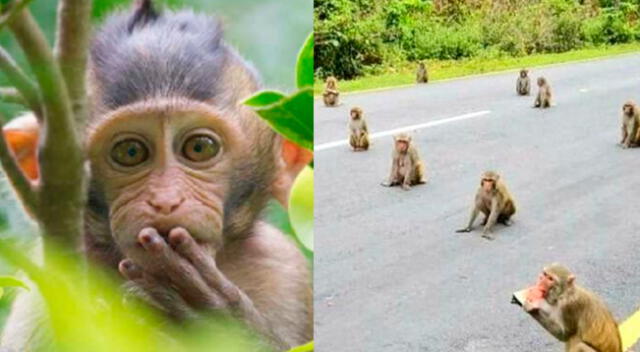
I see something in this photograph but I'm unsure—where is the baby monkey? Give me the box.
[456,170,516,240]
[516,69,530,95]
[381,133,426,190]
[348,106,369,151]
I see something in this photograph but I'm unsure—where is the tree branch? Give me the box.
[8,8,85,246]
[0,46,41,115]
[54,0,91,130]
[0,113,38,214]
[0,86,26,105]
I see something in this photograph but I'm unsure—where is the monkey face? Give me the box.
[537,77,546,86]
[623,103,634,116]
[350,111,359,119]
[395,140,409,153]
[87,100,245,253]
[537,271,555,293]
[481,178,495,192]
[520,70,527,78]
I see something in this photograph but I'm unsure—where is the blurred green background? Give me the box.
[0,0,311,334]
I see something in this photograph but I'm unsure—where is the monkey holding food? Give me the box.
[381,133,426,190]
[520,263,622,352]
[323,76,340,107]
[348,106,369,151]
[0,1,313,350]
[534,77,552,108]
[416,62,428,84]
[516,69,530,95]
[456,170,515,240]
[620,100,640,148]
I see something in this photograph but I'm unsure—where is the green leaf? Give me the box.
[0,275,29,290]
[243,90,286,108]
[296,33,314,88]
[288,166,313,251]
[287,341,314,352]
[253,88,313,150]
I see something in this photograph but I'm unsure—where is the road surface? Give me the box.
[314,54,640,351]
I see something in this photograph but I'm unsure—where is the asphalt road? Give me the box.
[314,54,640,351]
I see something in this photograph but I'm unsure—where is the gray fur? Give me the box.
[90,4,249,111]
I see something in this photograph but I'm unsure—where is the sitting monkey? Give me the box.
[381,133,427,190]
[516,69,530,95]
[323,76,340,107]
[348,106,369,151]
[522,263,622,352]
[456,170,516,240]
[416,62,428,84]
[534,77,552,108]
[620,100,640,148]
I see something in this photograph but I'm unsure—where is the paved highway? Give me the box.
[314,54,640,351]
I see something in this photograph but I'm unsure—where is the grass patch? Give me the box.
[314,43,640,95]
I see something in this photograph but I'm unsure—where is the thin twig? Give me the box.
[54,0,91,131]
[0,86,26,105]
[0,112,38,214]
[0,47,41,115]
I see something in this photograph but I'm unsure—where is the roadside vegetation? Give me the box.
[314,0,640,93]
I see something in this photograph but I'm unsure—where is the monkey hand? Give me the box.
[381,181,392,187]
[455,227,472,233]
[401,183,411,191]
[119,227,258,322]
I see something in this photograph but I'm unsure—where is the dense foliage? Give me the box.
[315,0,640,79]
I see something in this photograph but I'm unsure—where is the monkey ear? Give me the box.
[271,138,313,207]
[567,274,575,286]
[2,114,40,181]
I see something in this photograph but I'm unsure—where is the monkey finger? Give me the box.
[136,228,226,309]
[168,228,242,307]
[119,259,143,280]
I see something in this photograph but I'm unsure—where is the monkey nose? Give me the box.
[147,195,185,215]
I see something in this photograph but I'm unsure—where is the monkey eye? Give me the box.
[182,135,220,162]
[111,139,149,167]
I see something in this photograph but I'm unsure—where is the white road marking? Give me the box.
[315,110,492,151]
